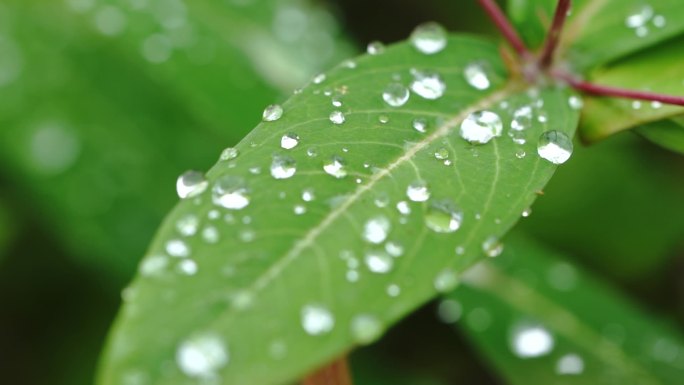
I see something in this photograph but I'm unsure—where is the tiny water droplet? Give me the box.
[176,334,229,379]
[176,214,199,236]
[410,69,446,99]
[280,133,300,150]
[302,189,315,202]
[293,205,306,215]
[382,83,410,107]
[385,241,404,257]
[176,171,208,199]
[166,239,190,258]
[406,180,430,202]
[460,110,503,144]
[270,155,297,179]
[140,254,168,277]
[366,41,385,55]
[410,21,447,55]
[482,236,503,257]
[434,147,449,160]
[378,114,389,124]
[212,175,250,210]
[425,199,463,233]
[329,110,346,125]
[522,207,532,217]
[511,106,533,131]
[350,314,383,344]
[464,61,492,90]
[323,156,347,178]
[219,147,239,161]
[515,149,526,159]
[386,284,401,297]
[537,131,573,164]
[178,259,198,275]
[568,95,583,110]
[312,73,326,84]
[201,226,219,244]
[511,324,554,358]
[301,305,334,335]
[396,201,411,215]
[262,104,283,122]
[412,117,428,133]
[363,216,391,244]
[306,147,318,157]
[365,250,393,273]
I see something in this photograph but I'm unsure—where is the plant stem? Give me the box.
[302,357,354,385]
[477,0,531,58]
[539,0,572,68]
[556,72,684,106]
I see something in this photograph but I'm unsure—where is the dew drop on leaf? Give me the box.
[350,314,383,344]
[482,236,503,257]
[329,110,346,125]
[166,239,190,258]
[385,241,404,257]
[556,354,584,375]
[219,147,239,161]
[410,69,446,100]
[410,21,447,55]
[176,171,208,199]
[323,156,347,178]
[312,73,326,84]
[270,155,297,179]
[425,199,463,233]
[537,130,573,164]
[139,255,168,277]
[176,334,229,379]
[511,325,554,358]
[364,250,393,274]
[201,226,219,244]
[464,61,492,90]
[382,83,410,107]
[301,305,335,336]
[176,214,199,236]
[511,106,533,131]
[406,180,430,202]
[178,259,198,275]
[412,117,428,133]
[280,133,300,150]
[433,269,460,293]
[459,110,503,144]
[262,104,283,122]
[212,175,250,210]
[366,41,385,55]
[434,147,449,160]
[363,216,391,244]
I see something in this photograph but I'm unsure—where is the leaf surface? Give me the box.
[450,236,684,384]
[98,35,579,384]
[635,116,684,154]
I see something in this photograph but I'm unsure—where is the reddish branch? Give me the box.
[302,357,354,385]
[539,0,571,68]
[477,0,531,58]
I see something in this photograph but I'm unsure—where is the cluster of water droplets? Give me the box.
[624,5,666,37]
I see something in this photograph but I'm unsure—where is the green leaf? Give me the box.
[98,35,579,385]
[635,115,684,154]
[578,35,684,142]
[508,0,684,70]
[450,235,684,384]
[0,0,350,279]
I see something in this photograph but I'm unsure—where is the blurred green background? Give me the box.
[0,1,682,384]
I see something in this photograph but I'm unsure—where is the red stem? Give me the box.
[539,0,572,68]
[302,357,354,385]
[477,0,531,58]
[556,72,684,106]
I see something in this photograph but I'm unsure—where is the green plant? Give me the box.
[2,0,682,384]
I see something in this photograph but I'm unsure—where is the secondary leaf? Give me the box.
[635,116,684,154]
[450,235,684,384]
[98,34,579,385]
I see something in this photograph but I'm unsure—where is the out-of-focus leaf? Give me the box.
[450,235,684,384]
[0,0,351,279]
[635,116,684,154]
[518,134,684,279]
[0,197,13,261]
[98,35,579,385]
[507,0,684,71]
[578,36,684,142]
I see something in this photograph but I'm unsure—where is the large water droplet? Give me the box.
[350,314,383,344]
[212,175,250,210]
[262,104,283,122]
[410,69,446,99]
[365,250,393,273]
[270,155,297,179]
[329,110,346,125]
[425,199,463,233]
[176,171,208,199]
[511,325,554,358]
[434,269,460,293]
[382,83,410,107]
[410,22,447,54]
[323,156,347,178]
[460,110,503,144]
[301,305,334,336]
[537,131,573,164]
[464,61,492,90]
[406,180,430,202]
[176,334,229,379]
[363,216,391,244]
[280,133,300,150]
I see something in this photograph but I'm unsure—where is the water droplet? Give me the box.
[342,59,357,69]
[625,5,653,30]
[219,147,239,161]
[511,325,554,358]
[455,246,465,255]
[653,15,666,28]
[556,354,584,375]
[651,101,662,109]
[434,269,460,292]
[329,110,346,125]
[176,171,208,199]
[350,314,383,344]
[406,180,430,202]
[437,299,462,323]
[312,73,326,84]
[460,110,503,144]
[293,205,306,215]
[178,259,198,275]
[378,115,389,124]
[521,207,532,218]
[202,226,219,243]
[323,156,347,178]
[176,214,199,236]
[166,239,190,258]
[434,147,449,160]
[425,200,463,233]
[301,305,334,335]
[482,236,503,257]
[386,284,401,297]
[363,216,391,244]
[412,118,428,133]
[270,155,297,179]
[511,106,533,131]
[537,131,573,164]
[410,70,446,99]
[306,147,318,157]
[280,133,300,150]
[515,149,526,159]
[365,250,393,273]
[140,254,168,277]
[212,175,250,210]
[464,61,492,90]
[176,334,229,379]
[396,201,411,215]
[410,22,447,54]
[568,95,583,110]
[382,83,410,107]
[262,104,283,121]
[346,270,359,282]
[366,41,385,55]
[302,189,315,202]
[385,241,404,257]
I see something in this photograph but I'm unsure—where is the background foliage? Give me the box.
[0,1,682,384]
